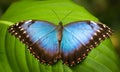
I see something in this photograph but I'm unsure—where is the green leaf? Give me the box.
[0,1,120,72]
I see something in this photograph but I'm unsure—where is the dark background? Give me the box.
[0,0,120,56]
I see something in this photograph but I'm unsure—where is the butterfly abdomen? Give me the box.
[57,21,63,42]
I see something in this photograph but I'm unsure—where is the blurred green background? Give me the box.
[0,0,120,56]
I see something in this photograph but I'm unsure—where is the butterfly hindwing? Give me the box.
[29,29,59,64]
[8,20,59,64]
[60,21,112,66]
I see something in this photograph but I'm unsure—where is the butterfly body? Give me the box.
[57,21,63,42]
[8,20,112,66]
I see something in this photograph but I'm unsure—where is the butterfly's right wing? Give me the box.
[8,20,59,64]
[60,21,112,66]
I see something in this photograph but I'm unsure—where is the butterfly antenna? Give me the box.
[61,10,73,21]
[52,9,73,22]
[51,9,61,21]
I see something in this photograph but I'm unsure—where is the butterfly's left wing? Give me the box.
[60,21,112,66]
[8,20,59,64]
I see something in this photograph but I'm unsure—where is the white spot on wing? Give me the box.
[100,28,103,30]
[99,38,101,40]
[15,33,18,35]
[103,25,106,28]
[23,31,27,34]
[25,20,32,24]
[18,36,21,38]
[18,26,22,29]
[97,30,100,33]
[103,35,106,37]
[26,35,29,38]
[12,30,15,33]
[16,23,19,26]
[20,28,24,31]
[90,21,97,25]
[90,37,93,40]
[94,33,97,36]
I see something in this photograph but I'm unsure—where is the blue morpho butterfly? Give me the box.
[8,19,112,66]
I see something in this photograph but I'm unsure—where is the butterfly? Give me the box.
[8,20,112,66]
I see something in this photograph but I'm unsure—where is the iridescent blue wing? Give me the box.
[8,20,59,64]
[61,21,112,66]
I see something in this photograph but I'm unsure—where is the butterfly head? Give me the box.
[59,21,63,26]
